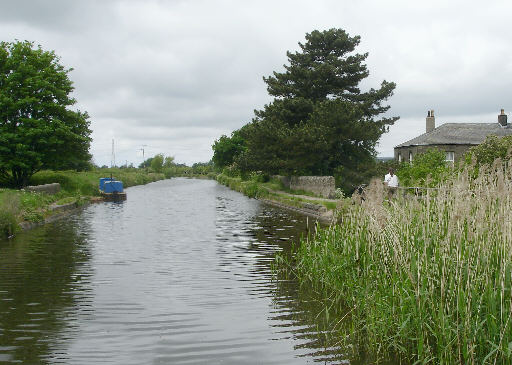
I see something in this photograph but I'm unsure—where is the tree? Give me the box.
[163,156,175,168]
[150,153,164,172]
[238,29,398,192]
[397,149,451,187]
[212,129,246,169]
[139,157,153,169]
[255,29,396,125]
[466,135,512,166]
[0,41,92,188]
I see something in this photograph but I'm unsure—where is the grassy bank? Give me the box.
[30,168,165,196]
[281,164,512,364]
[216,173,339,211]
[0,168,165,238]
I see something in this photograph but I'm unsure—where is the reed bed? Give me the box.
[290,161,512,364]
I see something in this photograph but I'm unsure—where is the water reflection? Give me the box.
[0,218,93,364]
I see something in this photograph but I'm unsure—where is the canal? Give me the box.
[0,178,356,364]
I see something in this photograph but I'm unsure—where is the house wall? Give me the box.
[394,144,474,163]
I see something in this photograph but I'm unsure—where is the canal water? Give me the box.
[0,178,357,364]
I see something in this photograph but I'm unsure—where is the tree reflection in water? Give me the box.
[0,217,93,364]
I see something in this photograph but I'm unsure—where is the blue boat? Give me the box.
[99,177,127,201]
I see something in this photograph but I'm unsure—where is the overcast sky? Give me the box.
[2,0,511,166]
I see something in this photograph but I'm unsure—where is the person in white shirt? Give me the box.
[384,168,399,198]
[384,168,399,188]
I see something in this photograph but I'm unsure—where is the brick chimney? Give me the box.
[426,109,435,133]
[498,109,508,127]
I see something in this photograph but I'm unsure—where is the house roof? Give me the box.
[395,123,512,148]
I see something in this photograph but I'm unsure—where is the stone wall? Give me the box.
[24,183,61,195]
[274,175,336,199]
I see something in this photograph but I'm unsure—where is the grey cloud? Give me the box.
[2,0,512,165]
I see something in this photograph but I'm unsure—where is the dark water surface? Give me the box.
[0,178,354,364]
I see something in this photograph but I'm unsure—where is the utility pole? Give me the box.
[140,144,147,168]
[111,139,116,168]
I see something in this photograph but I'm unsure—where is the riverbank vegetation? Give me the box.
[278,150,512,363]
[216,173,341,214]
[0,168,166,238]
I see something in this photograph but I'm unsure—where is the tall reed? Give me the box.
[290,160,512,364]
[0,191,20,238]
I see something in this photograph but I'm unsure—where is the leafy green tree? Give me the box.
[239,29,398,191]
[150,154,164,172]
[397,149,451,187]
[465,135,512,166]
[212,129,246,169]
[139,157,153,168]
[0,41,92,188]
[163,156,175,168]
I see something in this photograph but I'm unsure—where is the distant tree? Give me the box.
[192,161,214,175]
[163,156,175,168]
[150,154,164,172]
[212,130,246,169]
[0,41,92,188]
[238,29,398,192]
[139,157,154,169]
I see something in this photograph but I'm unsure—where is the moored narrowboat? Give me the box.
[99,177,127,201]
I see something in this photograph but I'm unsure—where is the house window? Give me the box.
[409,151,413,162]
[445,151,455,164]
[398,153,402,162]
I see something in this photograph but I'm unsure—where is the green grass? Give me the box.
[54,196,77,205]
[216,174,270,198]
[279,164,512,364]
[0,190,20,237]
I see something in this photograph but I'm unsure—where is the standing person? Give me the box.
[384,168,399,198]
[384,168,399,187]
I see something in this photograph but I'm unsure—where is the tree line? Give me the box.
[212,28,398,193]
[1,30,398,191]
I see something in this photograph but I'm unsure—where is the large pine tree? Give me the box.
[238,28,398,191]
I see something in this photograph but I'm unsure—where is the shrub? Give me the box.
[250,172,269,183]
[466,135,512,166]
[397,148,451,187]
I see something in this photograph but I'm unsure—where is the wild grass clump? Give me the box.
[216,174,269,198]
[0,191,20,238]
[289,160,512,364]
